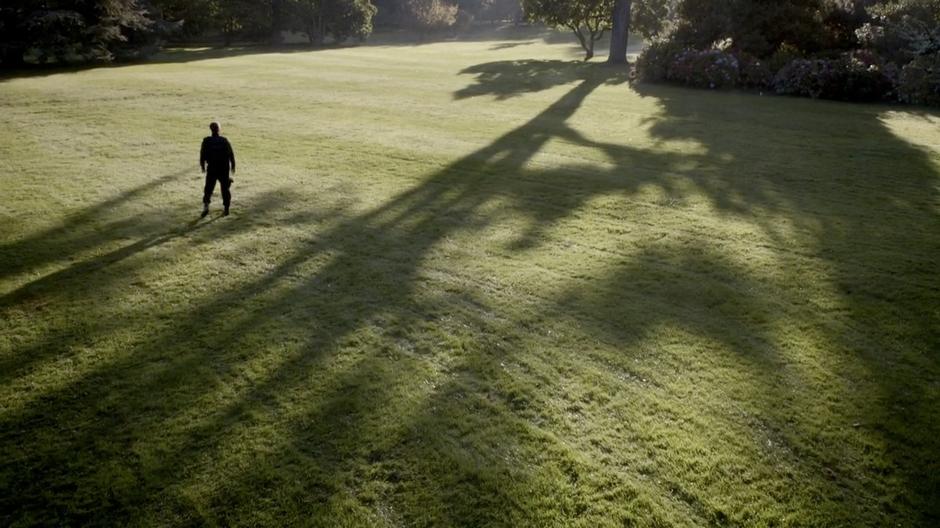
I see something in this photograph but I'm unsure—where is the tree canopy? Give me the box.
[0,0,155,65]
[0,0,380,66]
[523,0,670,60]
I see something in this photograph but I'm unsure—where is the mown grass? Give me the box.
[1,32,938,527]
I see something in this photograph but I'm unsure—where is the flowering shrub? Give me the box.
[637,46,772,91]
[666,49,740,89]
[737,53,773,90]
[898,52,940,106]
[768,43,803,74]
[773,54,894,101]
[636,41,910,104]
[773,59,830,98]
[635,40,685,83]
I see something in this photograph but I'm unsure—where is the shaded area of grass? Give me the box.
[0,43,938,526]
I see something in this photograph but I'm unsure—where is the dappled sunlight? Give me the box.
[878,110,940,155]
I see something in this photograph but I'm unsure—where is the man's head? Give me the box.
[209,122,220,136]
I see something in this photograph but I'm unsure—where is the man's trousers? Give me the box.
[203,170,231,207]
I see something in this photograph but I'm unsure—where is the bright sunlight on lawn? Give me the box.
[1,34,938,526]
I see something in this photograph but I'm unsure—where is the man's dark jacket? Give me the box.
[200,135,235,174]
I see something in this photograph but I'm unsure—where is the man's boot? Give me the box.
[201,204,209,218]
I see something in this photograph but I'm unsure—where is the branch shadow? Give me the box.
[454,59,631,100]
[0,168,190,284]
[0,63,634,525]
[1,59,938,526]
[585,83,940,522]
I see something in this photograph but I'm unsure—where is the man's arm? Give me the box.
[228,140,236,173]
[199,138,207,173]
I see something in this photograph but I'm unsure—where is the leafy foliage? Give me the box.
[862,0,940,62]
[898,50,940,104]
[634,38,683,81]
[667,48,740,88]
[772,52,895,100]
[524,0,670,60]
[737,51,773,87]
[0,0,155,65]
[637,0,940,105]
[524,0,610,59]
[674,0,827,58]
[151,0,218,37]
[402,0,459,34]
[153,0,376,45]
[292,0,377,43]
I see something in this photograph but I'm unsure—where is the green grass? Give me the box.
[1,32,939,527]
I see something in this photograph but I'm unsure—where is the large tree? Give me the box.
[0,0,154,66]
[292,0,377,44]
[863,0,940,61]
[607,0,631,63]
[150,0,216,37]
[673,0,828,57]
[607,0,670,63]
[524,0,609,59]
[523,0,670,61]
[402,0,459,38]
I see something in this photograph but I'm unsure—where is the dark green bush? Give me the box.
[773,53,895,101]
[632,0,940,106]
[667,49,740,89]
[738,52,773,89]
[898,52,940,105]
[635,39,686,83]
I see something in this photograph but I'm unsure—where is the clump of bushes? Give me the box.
[635,40,685,83]
[898,52,940,105]
[634,0,940,106]
[667,49,740,89]
[738,53,774,89]
[772,53,895,101]
[635,43,785,93]
[637,43,909,103]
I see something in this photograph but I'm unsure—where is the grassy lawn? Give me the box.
[1,32,938,526]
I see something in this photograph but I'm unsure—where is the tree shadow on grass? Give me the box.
[452,62,939,523]
[454,59,630,101]
[0,186,344,400]
[577,83,940,522]
[0,168,190,284]
[1,60,938,526]
[0,63,660,525]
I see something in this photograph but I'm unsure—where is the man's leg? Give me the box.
[202,173,217,217]
[220,173,232,215]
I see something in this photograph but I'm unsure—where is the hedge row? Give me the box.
[636,41,940,106]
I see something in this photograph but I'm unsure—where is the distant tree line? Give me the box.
[0,0,525,67]
[10,0,933,105]
[0,0,159,66]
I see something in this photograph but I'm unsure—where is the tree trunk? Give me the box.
[571,27,592,61]
[271,0,286,44]
[607,0,631,64]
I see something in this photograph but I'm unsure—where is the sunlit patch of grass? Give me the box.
[1,31,938,526]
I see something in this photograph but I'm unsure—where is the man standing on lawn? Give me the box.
[200,121,236,217]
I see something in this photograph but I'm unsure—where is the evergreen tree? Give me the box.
[1,0,155,66]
